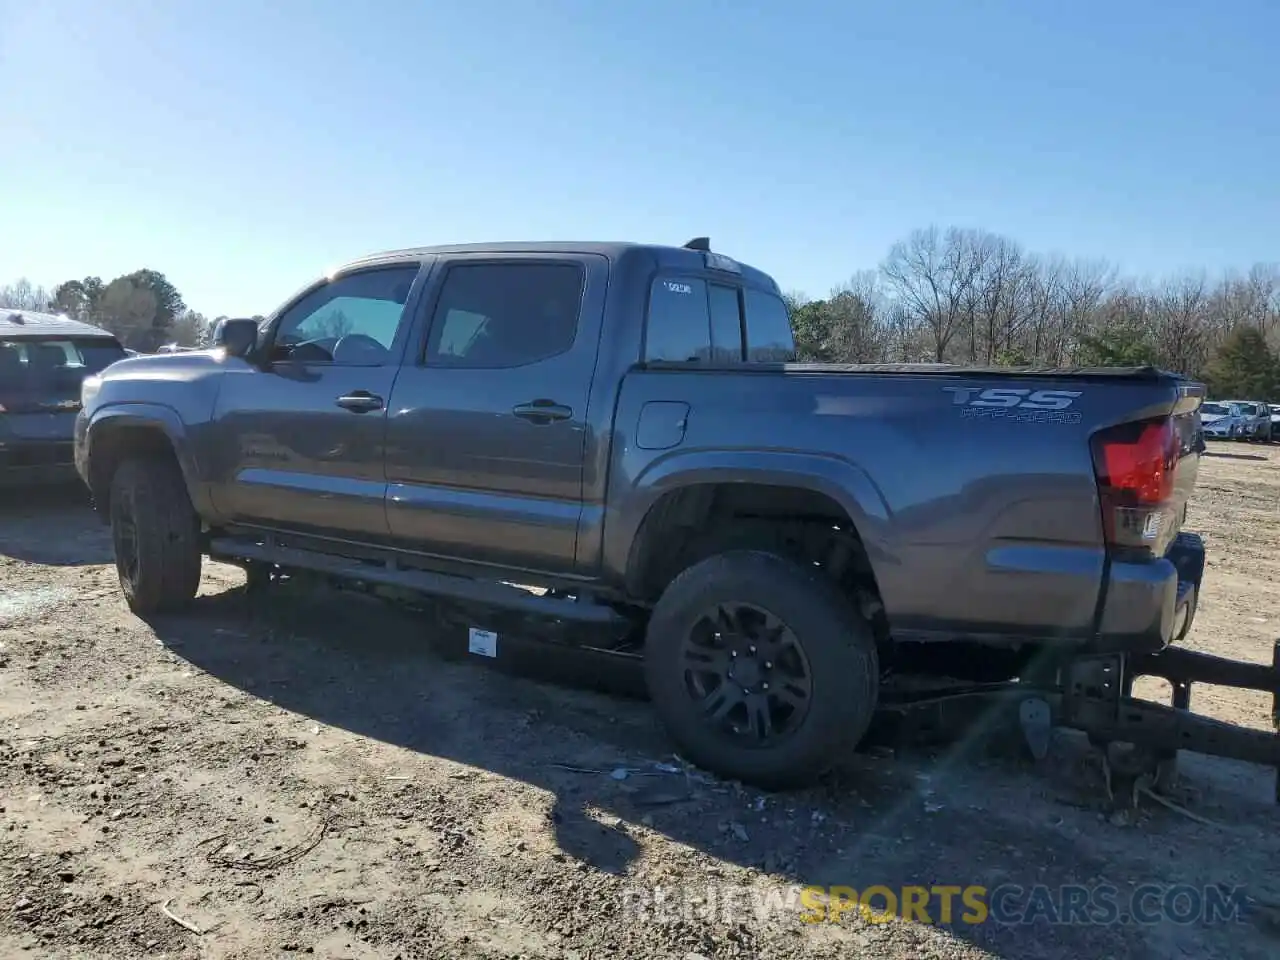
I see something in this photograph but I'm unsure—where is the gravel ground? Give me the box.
[2,443,1280,959]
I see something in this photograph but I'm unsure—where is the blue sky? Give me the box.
[2,0,1277,318]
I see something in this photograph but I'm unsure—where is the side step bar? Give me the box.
[207,537,629,626]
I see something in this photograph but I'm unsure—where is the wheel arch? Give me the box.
[616,453,895,643]
[85,405,207,520]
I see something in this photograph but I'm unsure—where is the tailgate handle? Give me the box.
[513,400,572,424]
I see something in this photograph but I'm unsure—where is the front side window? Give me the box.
[425,262,584,368]
[271,266,419,365]
[0,336,126,410]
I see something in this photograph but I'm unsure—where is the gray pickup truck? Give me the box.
[74,238,1280,792]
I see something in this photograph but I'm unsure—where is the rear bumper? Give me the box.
[1094,533,1204,654]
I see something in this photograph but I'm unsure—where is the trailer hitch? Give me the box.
[874,640,1280,805]
[1054,640,1280,803]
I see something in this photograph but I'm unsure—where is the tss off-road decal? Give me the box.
[943,387,1083,423]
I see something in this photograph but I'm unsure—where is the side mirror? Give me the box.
[214,318,259,359]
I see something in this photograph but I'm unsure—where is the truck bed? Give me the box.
[646,360,1185,380]
[606,362,1204,653]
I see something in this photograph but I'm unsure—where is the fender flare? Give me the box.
[609,448,895,595]
[85,404,212,517]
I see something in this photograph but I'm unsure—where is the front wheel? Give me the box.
[109,457,203,614]
[644,550,879,789]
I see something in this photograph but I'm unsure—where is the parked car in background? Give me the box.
[1269,404,1280,440]
[1240,401,1272,439]
[1201,400,1270,440]
[1199,401,1249,439]
[1,310,128,485]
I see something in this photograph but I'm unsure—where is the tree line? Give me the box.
[790,225,1280,400]
[0,273,213,353]
[4,226,1280,400]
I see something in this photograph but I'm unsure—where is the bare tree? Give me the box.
[0,278,54,312]
[965,233,1036,363]
[1152,273,1210,374]
[823,270,889,362]
[1057,258,1115,364]
[881,226,986,361]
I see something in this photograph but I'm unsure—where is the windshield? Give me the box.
[1201,403,1231,416]
[0,337,127,411]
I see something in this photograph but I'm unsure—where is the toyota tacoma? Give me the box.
[74,238,1280,792]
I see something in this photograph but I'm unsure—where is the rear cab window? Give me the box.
[645,275,796,365]
[0,337,126,410]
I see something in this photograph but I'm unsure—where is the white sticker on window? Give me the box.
[663,281,693,295]
[468,627,498,658]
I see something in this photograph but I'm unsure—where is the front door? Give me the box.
[209,263,424,538]
[383,255,607,574]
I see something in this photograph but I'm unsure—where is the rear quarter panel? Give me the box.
[603,369,1186,642]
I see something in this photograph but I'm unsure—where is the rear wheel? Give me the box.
[644,550,879,789]
[110,457,202,614]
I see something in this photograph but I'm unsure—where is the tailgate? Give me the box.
[1168,381,1205,535]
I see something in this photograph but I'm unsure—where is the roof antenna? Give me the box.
[683,237,711,252]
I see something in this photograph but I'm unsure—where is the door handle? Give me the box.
[335,391,385,413]
[512,400,572,424]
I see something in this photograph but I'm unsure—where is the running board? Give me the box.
[207,537,628,626]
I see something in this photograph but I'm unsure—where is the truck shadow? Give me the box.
[0,484,115,566]
[147,581,1280,960]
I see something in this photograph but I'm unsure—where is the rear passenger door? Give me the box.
[383,255,608,574]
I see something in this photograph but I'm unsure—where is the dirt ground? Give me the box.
[3,444,1280,960]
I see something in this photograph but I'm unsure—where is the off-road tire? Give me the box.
[109,457,202,614]
[644,550,879,789]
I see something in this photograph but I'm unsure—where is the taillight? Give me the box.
[1090,417,1180,556]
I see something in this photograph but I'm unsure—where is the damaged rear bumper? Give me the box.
[878,530,1280,799]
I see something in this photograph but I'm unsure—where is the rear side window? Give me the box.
[646,277,711,362]
[743,289,797,362]
[646,277,795,364]
[707,284,744,363]
[425,262,584,368]
[0,337,126,407]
